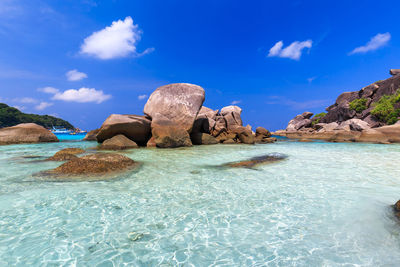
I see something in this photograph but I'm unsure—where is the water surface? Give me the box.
[0,140,400,266]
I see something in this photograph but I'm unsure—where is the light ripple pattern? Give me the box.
[0,140,400,266]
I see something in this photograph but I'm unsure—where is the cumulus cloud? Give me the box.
[35,102,53,111]
[52,88,111,104]
[349,32,391,55]
[268,40,312,60]
[138,94,148,100]
[66,69,88,81]
[38,86,60,94]
[231,100,242,105]
[80,16,153,59]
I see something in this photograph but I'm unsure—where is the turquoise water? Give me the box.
[1,140,400,266]
[55,133,86,141]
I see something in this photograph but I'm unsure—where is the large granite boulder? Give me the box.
[100,134,139,150]
[0,123,58,145]
[390,69,400,76]
[49,153,139,176]
[256,127,271,138]
[144,83,205,133]
[96,114,151,146]
[83,129,100,141]
[151,122,192,148]
[47,148,85,161]
[335,119,371,132]
[220,105,243,130]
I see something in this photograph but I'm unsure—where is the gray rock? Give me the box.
[100,134,139,150]
[390,69,400,76]
[220,105,243,130]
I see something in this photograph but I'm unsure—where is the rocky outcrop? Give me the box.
[96,114,151,146]
[277,70,400,144]
[0,123,58,145]
[232,126,255,144]
[100,134,139,150]
[255,127,276,143]
[47,148,85,161]
[49,153,139,176]
[83,129,100,141]
[286,112,313,132]
[144,83,205,133]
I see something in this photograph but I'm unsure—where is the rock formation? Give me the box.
[89,83,274,148]
[0,123,58,145]
[100,134,139,150]
[276,70,400,144]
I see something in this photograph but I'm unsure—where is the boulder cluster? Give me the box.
[87,83,274,149]
[275,70,400,143]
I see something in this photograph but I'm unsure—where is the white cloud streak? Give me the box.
[80,16,153,59]
[138,94,147,100]
[349,32,391,55]
[231,100,241,105]
[268,40,312,60]
[35,101,53,110]
[38,86,60,94]
[66,69,88,81]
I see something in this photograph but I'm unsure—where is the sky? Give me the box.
[0,0,399,131]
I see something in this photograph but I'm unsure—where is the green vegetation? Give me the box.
[0,103,74,129]
[349,98,368,113]
[311,112,327,126]
[371,90,400,125]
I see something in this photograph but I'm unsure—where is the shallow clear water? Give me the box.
[1,140,400,266]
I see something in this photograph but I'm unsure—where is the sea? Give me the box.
[0,136,400,266]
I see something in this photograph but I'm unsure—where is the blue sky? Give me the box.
[0,0,399,130]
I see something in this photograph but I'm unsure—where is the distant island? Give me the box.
[0,103,74,130]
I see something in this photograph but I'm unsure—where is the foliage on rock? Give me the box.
[371,90,400,125]
[311,112,327,126]
[349,98,368,113]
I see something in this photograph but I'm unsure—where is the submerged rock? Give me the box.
[47,148,85,161]
[0,123,58,145]
[48,153,139,176]
[224,153,287,168]
[393,200,400,219]
[100,134,138,150]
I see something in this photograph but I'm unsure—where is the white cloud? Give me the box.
[268,40,312,60]
[231,100,241,105]
[14,97,38,104]
[307,76,317,83]
[35,102,53,111]
[349,32,391,55]
[38,86,60,94]
[138,94,147,100]
[80,16,153,59]
[66,69,87,81]
[52,87,111,104]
